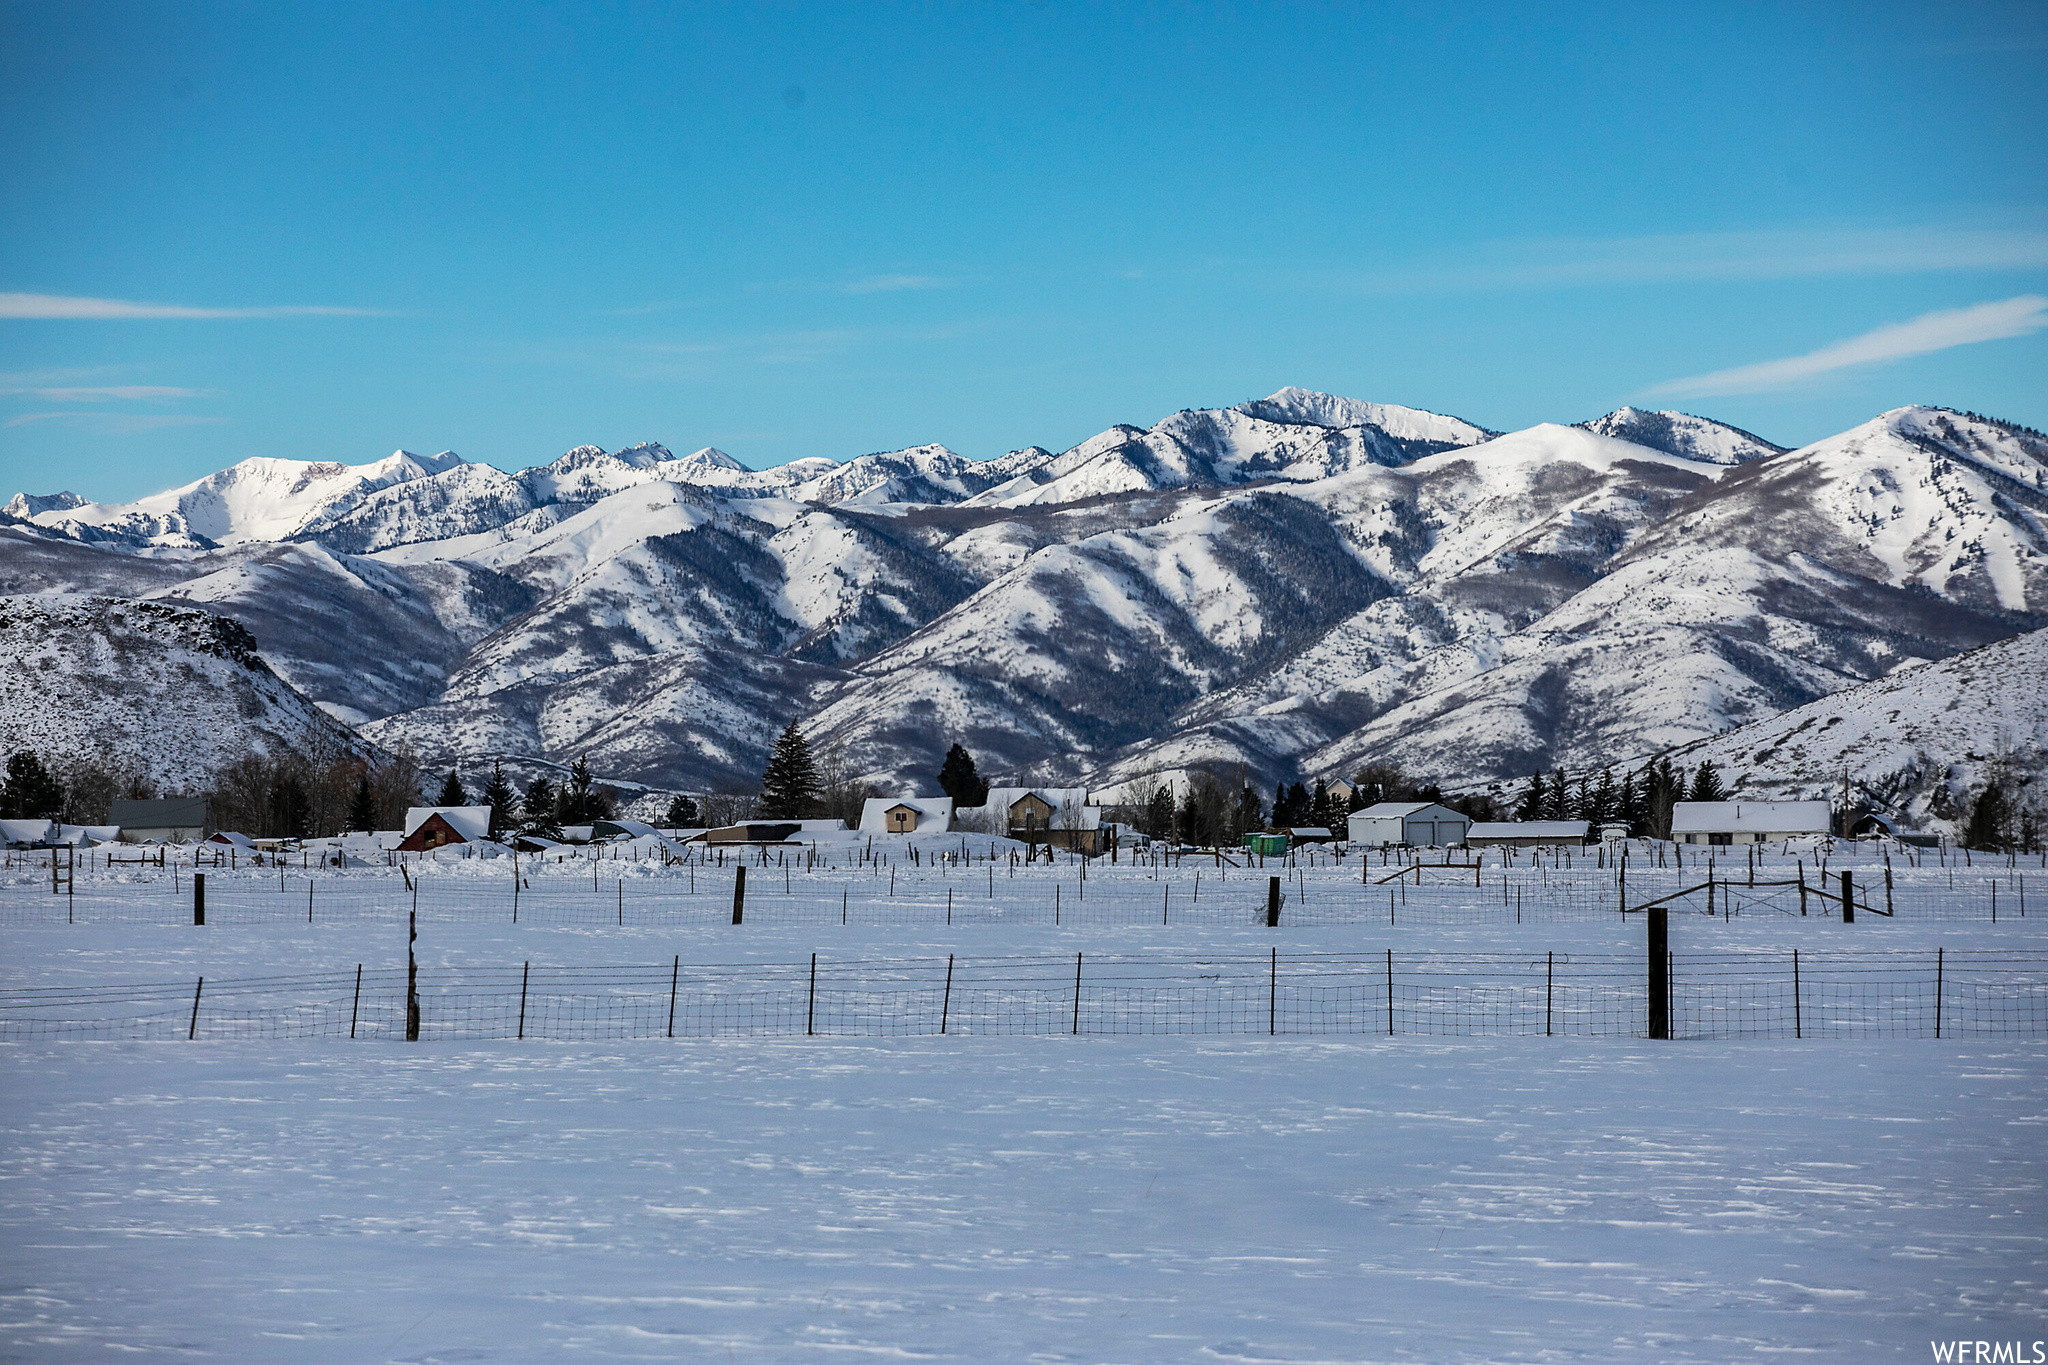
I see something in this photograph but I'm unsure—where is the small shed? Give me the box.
[1346,802,1472,848]
[592,818,657,841]
[1466,820,1589,849]
[111,797,210,843]
[397,806,494,852]
[207,831,258,852]
[1288,826,1335,844]
[857,796,955,836]
[1671,801,1831,845]
[1243,831,1289,856]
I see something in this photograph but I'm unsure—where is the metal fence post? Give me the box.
[1647,906,1669,1040]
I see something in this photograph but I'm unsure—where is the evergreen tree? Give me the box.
[1963,781,2011,852]
[1590,769,1617,825]
[479,762,517,840]
[1616,769,1642,835]
[1145,785,1176,839]
[1688,760,1727,803]
[758,721,820,820]
[1310,779,1334,829]
[1237,783,1265,834]
[437,770,467,807]
[1514,772,1545,821]
[346,772,377,833]
[0,751,66,820]
[663,793,700,829]
[1640,758,1683,840]
[269,772,310,839]
[557,755,602,824]
[1545,767,1570,820]
[935,743,989,807]
[522,777,562,837]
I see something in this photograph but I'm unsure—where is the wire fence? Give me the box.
[0,861,2033,927]
[5,947,2043,1042]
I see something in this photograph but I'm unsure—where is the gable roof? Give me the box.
[857,796,955,834]
[976,788,1101,829]
[1468,821,1589,838]
[403,806,494,842]
[1353,802,1468,821]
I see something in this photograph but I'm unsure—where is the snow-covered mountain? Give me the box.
[5,392,2043,805]
[14,451,465,548]
[0,593,375,793]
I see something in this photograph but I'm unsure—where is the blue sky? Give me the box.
[3,1,2045,502]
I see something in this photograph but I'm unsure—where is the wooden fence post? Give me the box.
[731,865,746,925]
[517,960,529,1039]
[188,976,203,1040]
[193,872,205,926]
[1266,875,1280,927]
[405,911,420,1042]
[350,964,362,1039]
[941,953,953,1035]
[1841,870,1854,923]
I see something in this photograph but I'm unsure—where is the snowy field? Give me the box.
[4,841,2046,1361]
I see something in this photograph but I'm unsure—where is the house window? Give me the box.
[1709,832,1733,846]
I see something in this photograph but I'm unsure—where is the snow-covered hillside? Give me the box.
[5,394,2043,801]
[1651,628,2048,833]
[0,593,375,791]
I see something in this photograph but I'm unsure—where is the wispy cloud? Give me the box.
[1340,226,2048,294]
[0,385,203,400]
[1649,295,2048,398]
[841,274,951,295]
[0,292,382,319]
[4,412,228,432]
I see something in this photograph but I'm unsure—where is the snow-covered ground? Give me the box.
[4,848,2045,1361]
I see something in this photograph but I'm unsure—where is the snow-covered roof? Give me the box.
[403,806,494,842]
[0,818,56,846]
[1671,801,1831,834]
[1287,827,1334,837]
[1352,802,1466,821]
[208,830,257,849]
[974,788,1102,829]
[593,818,657,839]
[857,796,955,835]
[1468,821,1589,839]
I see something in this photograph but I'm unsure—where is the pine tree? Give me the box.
[1591,769,1616,825]
[1515,772,1545,821]
[559,755,600,824]
[1146,785,1176,839]
[346,772,377,834]
[269,772,310,839]
[1237,783,1265,835]
[1963,781,2011,852]
[663,793,700,829]
[0,751,66,820]
[759,721,820,820]
[1545,767,1570,821]
[1310,779,1334,830]
[935,743,989,807]
[437,770,467,807]
[1617,769,1641,835]
[522,777,562,837]
[479,762,516,840]
[1688,760,1727,803]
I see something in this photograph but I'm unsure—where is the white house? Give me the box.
[1347,802,1472,848]
[1671,800,1832,845]
[1465,820,1589,848]
[857,796,955,836]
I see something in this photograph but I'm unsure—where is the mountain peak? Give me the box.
[1577,407,1783,465]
